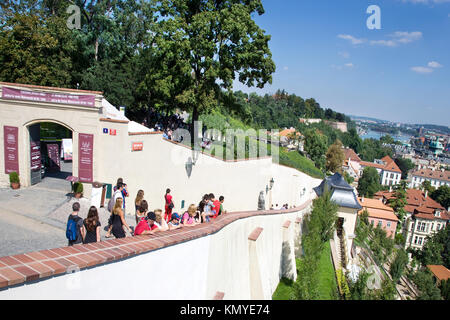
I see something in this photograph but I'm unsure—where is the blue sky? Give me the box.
[232,0,450,127]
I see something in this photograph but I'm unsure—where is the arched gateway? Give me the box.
[0,82,127,197]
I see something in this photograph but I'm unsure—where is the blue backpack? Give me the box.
[66,216,79,241]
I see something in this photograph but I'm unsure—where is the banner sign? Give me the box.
[78,133,93,183]
[2,86,95,107]
[46,143,61,171]
[4,126,19,174]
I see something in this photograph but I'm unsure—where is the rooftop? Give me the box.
[358,197,398,222]
[314,173,362,209]
[427,265,450,281]
[411,168,450,182]
[360,155,402,173]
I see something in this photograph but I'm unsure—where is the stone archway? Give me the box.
[24,119,75,189]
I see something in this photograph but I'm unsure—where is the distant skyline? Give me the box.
[232,0,450,127]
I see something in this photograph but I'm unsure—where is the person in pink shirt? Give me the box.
[182,204,200,227]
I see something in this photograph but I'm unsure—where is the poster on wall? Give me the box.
[30,140,41,171]
[78,133,93,183]
[46,143,60,172]
[4,126,19,174]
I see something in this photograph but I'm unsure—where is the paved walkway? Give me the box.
[0,165,136,257]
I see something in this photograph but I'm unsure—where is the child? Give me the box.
[168,213,182,230]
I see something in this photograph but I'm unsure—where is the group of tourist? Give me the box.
[66,178,227,245]
[270,203,290,210]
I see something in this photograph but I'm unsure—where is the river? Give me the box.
[360,129,412,144]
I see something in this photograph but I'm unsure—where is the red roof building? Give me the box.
[376,189,449,250]
[360,155,402,186]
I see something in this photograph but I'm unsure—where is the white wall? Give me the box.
[0,204,313,300]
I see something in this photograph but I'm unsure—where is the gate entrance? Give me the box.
[28,122,73,188]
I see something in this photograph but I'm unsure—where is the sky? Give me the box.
[232,0,450,127]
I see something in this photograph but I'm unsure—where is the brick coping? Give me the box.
[0,200,312,290]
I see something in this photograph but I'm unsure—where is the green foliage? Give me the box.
[336,269,351,300]
[412,224,449,269]
[374,279,397,300]
[326,139,345,173]
[279,148,324,179]
[369,225,395,265]
[412,269,442,300]
[9,171,20,184]
[303,129,328,171]
[394,157,415,180]
[430,185,450,209]
[343,171,354,185]
[292,192,339,300]
[73,182,83,194]
[355,209,370,244]
[439,279,450,300]
[359,138,392,162]
[308,191,339,243]
[357,167,382,198]
[421,180,435,194]
[390,249,409,282]
[395,233,405,246]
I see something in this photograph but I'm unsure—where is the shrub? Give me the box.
[73,182,83,194]
[9,171,20,184]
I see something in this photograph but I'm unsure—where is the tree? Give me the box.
[0,5,76,87]
[304,129,328,170]
[430,185,450,210]
[421,180,435,194]
[357,167,381,198]
[326,139,345,173]
[412,269,442,300]
[390,249,409,282]
[308,191,339,243]
[394,158,415,180]
[153,0,275,143]
[439,279,450,300]
[388,183,408,228]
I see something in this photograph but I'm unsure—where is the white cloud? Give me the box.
[428,61,443,68]
[344,63,354,68]
[391,31,422,44]
[283,66,289,71]
[370,31,422,47]
[370,39,397,47]
[337,34,366,45]
[411,66,434,74]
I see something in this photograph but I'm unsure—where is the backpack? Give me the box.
[108,190,121,212]
[66,216,79,241]
[107,197,114,212]
[180,212,188,224]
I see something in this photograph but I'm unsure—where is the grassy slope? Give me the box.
[279,148,324,179]
[272,242,337,300]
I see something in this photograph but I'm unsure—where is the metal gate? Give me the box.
[29,124,41,185]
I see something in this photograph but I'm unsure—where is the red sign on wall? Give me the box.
[78,133,93,183]
[132,142,143,151]
[4,126,19,174]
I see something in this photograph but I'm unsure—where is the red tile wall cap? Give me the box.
[0,201,312,289]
